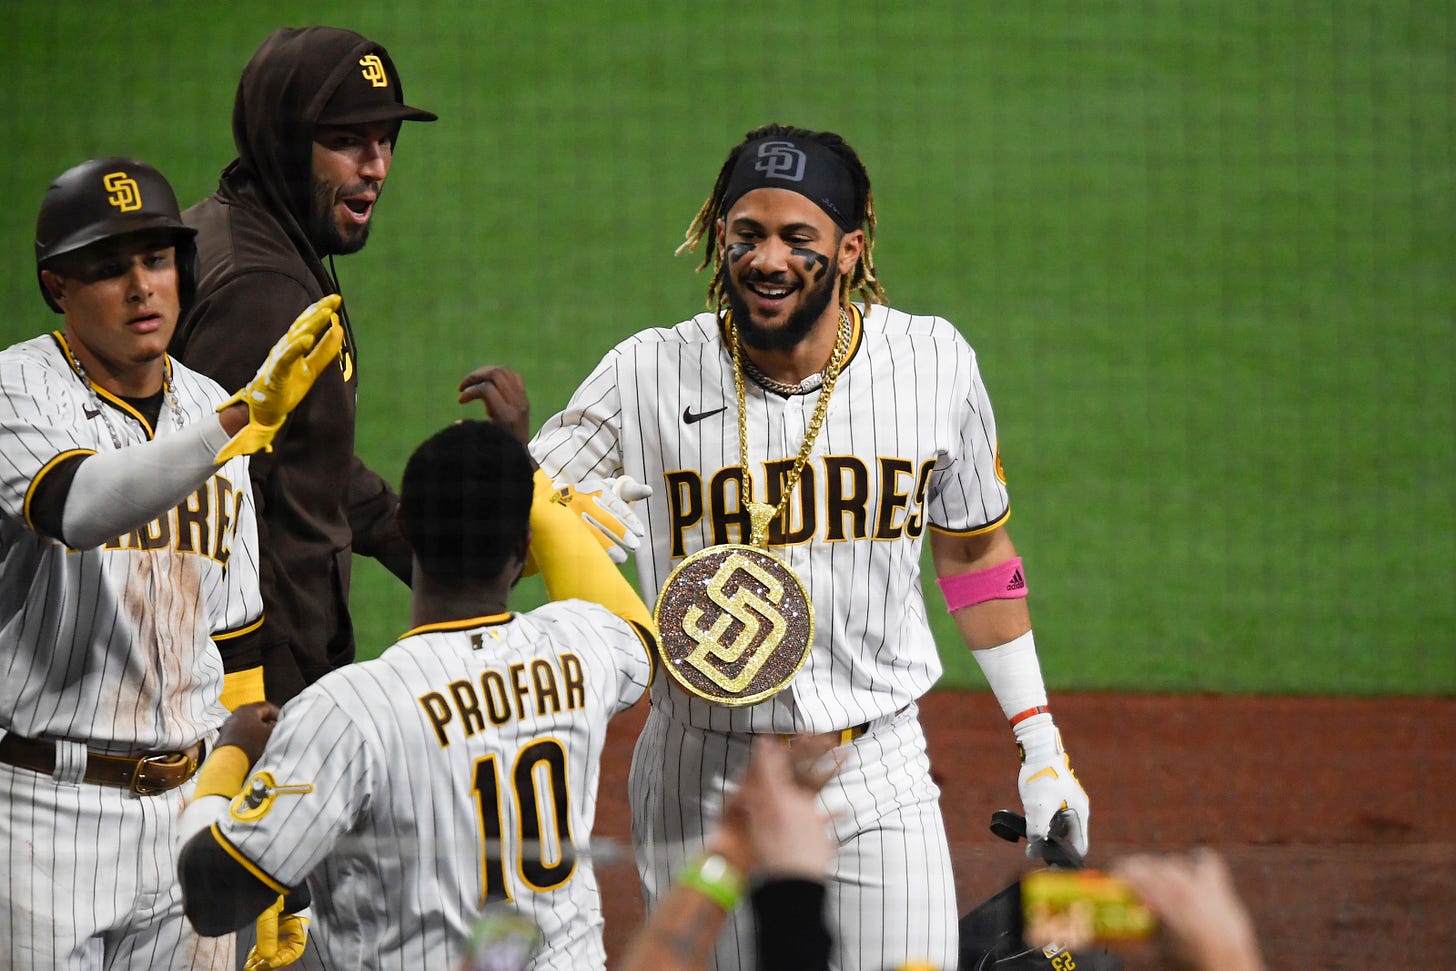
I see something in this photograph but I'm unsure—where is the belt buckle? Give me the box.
[130,750,191,795]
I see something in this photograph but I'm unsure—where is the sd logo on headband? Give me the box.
[754,141,807,182]
[722,134,859,231]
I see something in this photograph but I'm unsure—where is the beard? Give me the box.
[307,178,373,256]
[723,261,839,353]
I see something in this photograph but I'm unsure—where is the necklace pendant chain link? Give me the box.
[731,307,853,548]
[72,355,185,450]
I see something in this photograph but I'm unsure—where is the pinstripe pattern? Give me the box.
[0,335,255,969]
[533,303,1003,969]
[0,762,235,970]
[0,335,259,748]
[214,602,652,971]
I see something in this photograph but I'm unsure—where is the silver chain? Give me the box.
[72,355,185,450]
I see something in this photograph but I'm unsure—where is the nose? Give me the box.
[359,138,391,182]
[749,236,792,275]
[124,259,154,302]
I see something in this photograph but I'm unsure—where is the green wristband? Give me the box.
[676,853,746,912]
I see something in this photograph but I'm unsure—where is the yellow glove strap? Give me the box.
[220,666,266,711]
[193,745,253,800]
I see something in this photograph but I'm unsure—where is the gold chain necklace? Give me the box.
[729,307,852,548]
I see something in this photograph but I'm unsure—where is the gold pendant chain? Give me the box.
[729,307,853,547]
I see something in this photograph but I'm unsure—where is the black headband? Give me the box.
[720,136,860,232]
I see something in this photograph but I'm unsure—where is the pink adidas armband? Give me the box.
[937,557,1027,612]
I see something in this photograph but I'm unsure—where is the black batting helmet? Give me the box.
[34,156,198,314]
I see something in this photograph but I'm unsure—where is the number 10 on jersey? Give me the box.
[471,738,576,903]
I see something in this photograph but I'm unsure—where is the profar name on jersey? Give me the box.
[418,652,587,748]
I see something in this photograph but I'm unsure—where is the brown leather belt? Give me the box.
[0,734,202,795]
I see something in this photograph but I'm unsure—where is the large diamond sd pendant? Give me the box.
[653,544,814,706]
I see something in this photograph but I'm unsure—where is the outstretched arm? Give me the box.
[33,296,342,549]
[529,470,654,631]
[35,407,242,549]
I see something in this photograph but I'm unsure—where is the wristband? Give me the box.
[219,666,266,711]
[1009,705,1051,728]
[937,557,1027,612]
[676,853,746,912]
[192,745,252,799]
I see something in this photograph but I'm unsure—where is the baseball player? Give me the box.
[171,26,438,706]
[0,156,342,970]
[175,415,658,971]
[526,124,1091,971]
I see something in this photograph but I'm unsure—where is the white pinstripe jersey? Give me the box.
[0,333,260,750]
[531,303,1009,734]
[213,605,653,971]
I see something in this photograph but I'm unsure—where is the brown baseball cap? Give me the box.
[316,44,437,126]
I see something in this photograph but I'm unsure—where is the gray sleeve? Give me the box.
[61,415,235,548]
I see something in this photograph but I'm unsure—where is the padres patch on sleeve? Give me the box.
[229,771,315,822]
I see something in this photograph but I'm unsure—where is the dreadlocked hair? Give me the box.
[676,124,886,313]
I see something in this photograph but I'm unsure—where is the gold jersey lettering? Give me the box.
[673,455,938,552]
[100,472,241,562]
[423,655,589,746]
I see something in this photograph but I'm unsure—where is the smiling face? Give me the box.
[41,231,181,396]
[717,187,863,353]
[308,121,395,255]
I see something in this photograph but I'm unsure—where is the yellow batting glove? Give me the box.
[215,294,344,463]
[246,896,311,971]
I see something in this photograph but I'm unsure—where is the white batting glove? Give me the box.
[551,476,651,565]
[1015,713,1090,860]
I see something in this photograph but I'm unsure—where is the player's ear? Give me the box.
[836,229,864,277]
[40,268,67,308]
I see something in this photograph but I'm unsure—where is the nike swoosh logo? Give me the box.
[83,407,101,420]
[683,405,727,425]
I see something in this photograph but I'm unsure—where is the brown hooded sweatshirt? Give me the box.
[171,26,429,702]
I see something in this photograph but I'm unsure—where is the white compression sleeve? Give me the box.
[61,415,234,549]
[177,794,232,846]
[971,630,1049,720]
